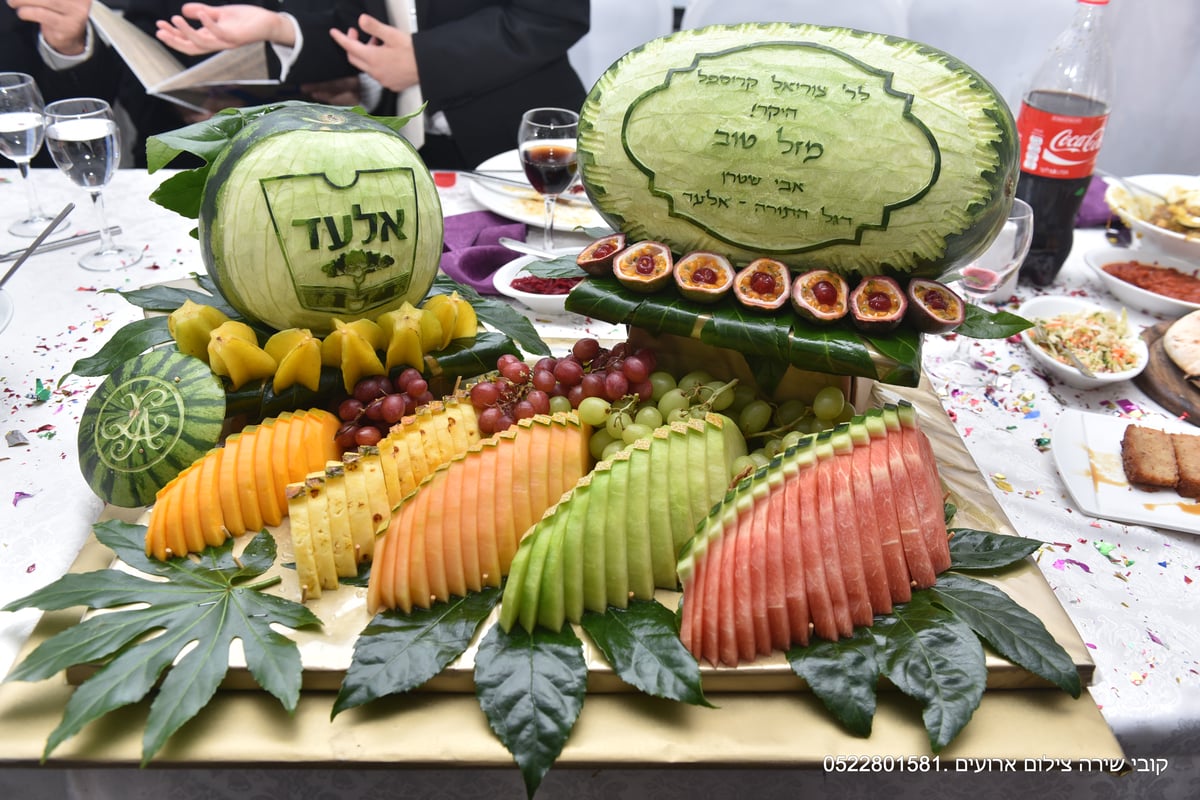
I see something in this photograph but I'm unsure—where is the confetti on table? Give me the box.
[1095,541,1117,559]
[1147,630,1166,647]
[990,473,1014,492]
[33,378,50,403]
[1053,558,1092,573]
[12,491,33,506]
[5,430,28,447]
[1035,436,1051,451]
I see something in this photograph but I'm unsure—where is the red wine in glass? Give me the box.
[520,143,578,195]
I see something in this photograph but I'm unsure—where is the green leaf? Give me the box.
[430,275,550,356]
[566,277,920,385]
[579,600,712,707]
[948,529,1041,571]
[957,305,1031,339]
[423,331,524,381]
[62,317,172,382]
[787,626,879,736]
[872,592,986,752]
[333,588,501,717]
[930,573,1081,697]
[474,623,587,798]
[523,254,588,278]
[3,520,320,764]
[103,283,238,319]
[148,167,209,221]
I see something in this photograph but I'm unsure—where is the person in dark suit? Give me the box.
[329,0,589,169]
[1,0,123,164]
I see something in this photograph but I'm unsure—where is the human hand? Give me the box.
[301,75,362,107]
[328,13,418,93]
[155,3,295,56]
[8,0,92,56]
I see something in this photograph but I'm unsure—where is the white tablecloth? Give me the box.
[0,167,1197,798]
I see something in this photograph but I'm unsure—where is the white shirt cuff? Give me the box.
[37,23,94,71]
[270,13,303,83]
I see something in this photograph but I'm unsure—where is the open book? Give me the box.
[89,1,281,114]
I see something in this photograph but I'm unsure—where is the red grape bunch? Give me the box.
[467,338,659,435]
[334,367,436,452]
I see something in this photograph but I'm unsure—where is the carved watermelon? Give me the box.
[199,105,444,335]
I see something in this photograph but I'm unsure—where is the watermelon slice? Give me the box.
[679,410,950,666]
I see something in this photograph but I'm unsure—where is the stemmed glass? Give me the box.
[517,107,579,251]
[43,98,141,271]
[952,198,1035,363]
[0,73,64,237]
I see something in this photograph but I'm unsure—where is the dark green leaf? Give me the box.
[62,317,172,381]
[3,520,320,764]
[956,305,1031,339]
[930,573,1081,697]
[430,275,550,356]
[423,331,523,382]
[872,592,986,752]
[105,283,239,319]
[787,626,879,736]
[566,277,921,385]
[147,167,209,221]
[523,254,587,278]
[947,529,1041,571]
[579,600,711,707]
[333,588,502,717]
[474,623,587,799]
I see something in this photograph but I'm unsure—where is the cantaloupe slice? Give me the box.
[678,408,952,667]
[144,409,341,559]
[367,411,591,615]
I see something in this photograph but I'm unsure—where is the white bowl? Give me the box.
[492,253,581,315]
[1104,173,1200,264]
[1083,245,1200,318]
[1017,295,1149,390]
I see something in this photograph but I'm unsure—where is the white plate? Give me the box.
[492,253,579,315]
[0,289,12,334]
[1083,244,1200,318]
[468,149,607,232]
[1016,295,1149,390]
[1051,409,1199,535]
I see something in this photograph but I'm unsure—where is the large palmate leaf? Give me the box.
[474,624,587,799]
[332,589,501,717]
[63,316,172,381]
[2,520,320,764]
[580,600,710,706]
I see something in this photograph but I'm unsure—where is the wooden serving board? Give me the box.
[1137,321,1200,426]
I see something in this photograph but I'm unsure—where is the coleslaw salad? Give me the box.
[1030,307,1140,374]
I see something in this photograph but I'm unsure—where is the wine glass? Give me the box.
[517,107,579,251]
[951,198,1035,364]
[0,72,65,237]
[43,98,141,271]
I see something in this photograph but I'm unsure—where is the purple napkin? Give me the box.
[1075,176,1112,228]
[439,211,527,294]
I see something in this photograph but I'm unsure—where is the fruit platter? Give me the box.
[0,22,1122,794]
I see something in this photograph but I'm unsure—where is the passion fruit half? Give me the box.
[849,276,908,333]
[732,258,791,310]
[674,251,734,303]
[905,279,965,333]
[790,269,849,324]
[576,233,627,277]
[613,241,673,293]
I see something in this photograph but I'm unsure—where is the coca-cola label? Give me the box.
[1017,102,1109,180]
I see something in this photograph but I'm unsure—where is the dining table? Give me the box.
[0,165,1196,799]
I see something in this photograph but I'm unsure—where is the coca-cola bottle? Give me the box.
[1015,0,1114,287]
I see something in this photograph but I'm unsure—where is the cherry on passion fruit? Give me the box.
[905,278,965,333]
[576,233,627,277]
[790,269,849,323]
[613,241,673,293]
[732,258,791,310]
[674,251,734,303]
[848,276,908,333]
